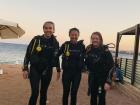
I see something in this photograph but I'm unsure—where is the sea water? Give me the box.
[0,42,140,64]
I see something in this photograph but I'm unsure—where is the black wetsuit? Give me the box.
[85,45,114,105]
[59,40,85,105]
[23,35,60,105]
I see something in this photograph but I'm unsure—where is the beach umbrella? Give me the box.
[0,19,25,39]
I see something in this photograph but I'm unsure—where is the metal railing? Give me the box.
[118,58,140,88]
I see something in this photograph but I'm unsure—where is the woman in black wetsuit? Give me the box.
[22,21,60,105]
[58,28,85,105]
[85,32,114,105]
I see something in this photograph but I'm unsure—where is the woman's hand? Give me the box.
[23,71,28,79]
[104,83,111,91]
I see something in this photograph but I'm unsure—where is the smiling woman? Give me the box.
[58,27,85,105]
[85,31,114,105]
[22,21,60,105]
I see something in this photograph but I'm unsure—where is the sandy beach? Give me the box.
[0,64,140,105]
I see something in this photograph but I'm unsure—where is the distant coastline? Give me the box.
[0,42,140,65]
[0,42,27,46]
[0,42,139,55]
[111,50,140,56]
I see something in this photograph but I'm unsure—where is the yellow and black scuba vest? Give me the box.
[61,41,85,69]
[29,35,58,66]
[31,37,42,55]
[30,35,58,55]
[62,40,84,58]
[63,43,71,57]
[85,44,110,70]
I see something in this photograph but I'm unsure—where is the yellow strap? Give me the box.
[67,44,69,52]
[64,44,69,53]
[64,44,67,53]
[31,39,36,55]
[38,39,40,46]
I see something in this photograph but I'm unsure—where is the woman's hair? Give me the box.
[69,28,80,36]
[43,21,55,32]
[90,31,103,46]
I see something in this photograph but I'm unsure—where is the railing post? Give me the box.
[115,33,120,65]
[124,58,128,77]
[131,24,140,85]
[120,58,122,69]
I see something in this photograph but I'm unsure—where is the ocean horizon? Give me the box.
[0,42,140,64]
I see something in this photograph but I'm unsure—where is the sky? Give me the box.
[0,0,140,51]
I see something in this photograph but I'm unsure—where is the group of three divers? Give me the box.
[22,21,114,105]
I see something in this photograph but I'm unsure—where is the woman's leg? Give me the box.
[70,73,81,105]
[62,72,72,105]
[98,85,106,105]
[28,68,40,105]
[87,72,91,96]
[90,74,98,105]
[40,69,53,105]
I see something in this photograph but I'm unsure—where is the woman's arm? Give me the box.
[85,45,92,71]
[54,43,65,72]
[104,49,114,85]
[53,41,61,72]
[22,37,36,71]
